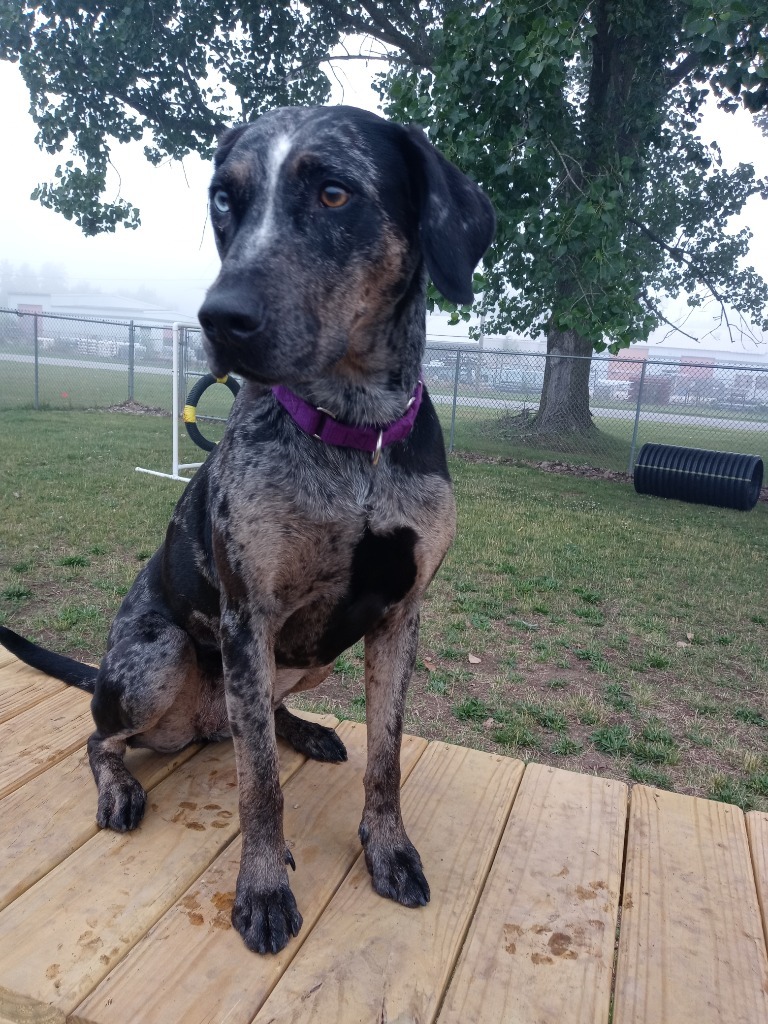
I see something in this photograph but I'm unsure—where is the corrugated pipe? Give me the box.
[633,444,763,511]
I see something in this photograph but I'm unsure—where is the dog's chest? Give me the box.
[215,443,455,669]
[274,523,419,668]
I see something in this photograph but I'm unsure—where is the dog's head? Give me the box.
[198,105,494,386]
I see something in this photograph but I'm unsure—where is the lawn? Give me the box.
[1,408,766,811]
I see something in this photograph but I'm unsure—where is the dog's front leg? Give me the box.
[359,604,429,907]
[220,609,302,954]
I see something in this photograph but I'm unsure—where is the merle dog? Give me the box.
[0,105,494,955]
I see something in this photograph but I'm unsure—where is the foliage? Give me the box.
[2,0,767,360]
[382,1,768,351]
[1,1,339,233]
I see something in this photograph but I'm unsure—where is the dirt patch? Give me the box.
[94,400,171,417]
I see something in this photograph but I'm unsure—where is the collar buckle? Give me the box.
[372,431,384,467]
[312,405,337,441]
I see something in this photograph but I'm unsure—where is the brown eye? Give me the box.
[319,184,351,208]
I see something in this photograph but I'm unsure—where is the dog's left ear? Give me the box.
[213,123,250,168]
[403,125,496,306]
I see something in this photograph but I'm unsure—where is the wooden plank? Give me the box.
[0,661,66,724]
[0,650,17,671]
[0,743,203,912]
[438,763,627,1024]
[71,724,428,1024]
[613,787,768,1024]
[0,727,320,1024]
[747,811,768,946]
[252,742,524,1024]
[0,687,92,799]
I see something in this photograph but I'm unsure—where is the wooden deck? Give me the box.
[0,650,767,1024]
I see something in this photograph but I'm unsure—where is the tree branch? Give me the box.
[628,217,727,305]
[178,63,228,134]
[665,50,704,91]
[352,2,434,69]
[629,218,739,342]
[639,291,700,343]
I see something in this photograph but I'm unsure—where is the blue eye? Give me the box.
[212,190,231,214]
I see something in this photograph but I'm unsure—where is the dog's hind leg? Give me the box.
[87,618,198,832]
[359,604,430,908]
[274,704,347,763]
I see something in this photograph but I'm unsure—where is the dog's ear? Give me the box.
[403,125,495,305]
[213,123,249,168]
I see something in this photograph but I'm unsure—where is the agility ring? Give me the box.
[183,373,240,452]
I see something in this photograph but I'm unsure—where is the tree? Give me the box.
[383,1,768,431]
[3,2,767,431]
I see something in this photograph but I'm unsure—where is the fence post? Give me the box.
[627,359,648,474]
[449,349,461,453]
[33,313,40,410]
[128,320,135,402]
[172,325,181,479]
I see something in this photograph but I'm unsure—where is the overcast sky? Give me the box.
[0,56,766,354]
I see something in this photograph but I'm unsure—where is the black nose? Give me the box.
[198,291,265,343]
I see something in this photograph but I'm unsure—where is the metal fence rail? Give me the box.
[2,308,766,474]
[423,345,768,473]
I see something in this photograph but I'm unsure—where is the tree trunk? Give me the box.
[532,0,675,438]
[535,324,595,434]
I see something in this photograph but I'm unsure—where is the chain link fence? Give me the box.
[2,308,766,474]
[0,306,174,412]
[424,345,768,473]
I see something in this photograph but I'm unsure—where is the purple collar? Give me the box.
[271,380,423,464]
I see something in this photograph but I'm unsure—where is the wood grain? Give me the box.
[71,725,428,1024]
[0,743,202,911]
[0,687,92,799]
[0,738,309,1022]
[613,787,768,1024]
[0,649,17,671]
[438,763,627,1024]
[747,811,768,947]
[253,742,524,1024]
[0,661,66,724]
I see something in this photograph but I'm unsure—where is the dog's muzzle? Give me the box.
[198,291,267,377]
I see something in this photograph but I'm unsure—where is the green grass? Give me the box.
[591,725,633,757]
[1,408,766,811]
[453,697,492,722]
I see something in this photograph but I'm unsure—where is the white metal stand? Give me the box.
[135,322,203,483]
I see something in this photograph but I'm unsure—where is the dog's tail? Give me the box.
[0,625,97,693]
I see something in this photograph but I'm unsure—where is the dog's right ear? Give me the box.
[213,124,249,168]
[403,125,495,306]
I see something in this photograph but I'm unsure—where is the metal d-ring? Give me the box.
[372,430,384,466]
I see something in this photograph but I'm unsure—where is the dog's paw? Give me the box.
[232,879,303,955]
[359,828,430,908]
[298,721,348,763]
[96,778,147,832]
[276,713,348,763]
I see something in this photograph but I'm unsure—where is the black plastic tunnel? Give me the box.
[633,443,763,511]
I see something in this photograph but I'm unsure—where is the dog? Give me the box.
[0,105,494,955]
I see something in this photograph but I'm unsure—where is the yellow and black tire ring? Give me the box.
[183,373,240,452]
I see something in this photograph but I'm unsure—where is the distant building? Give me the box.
[3,291,198,358]
[6,291,195,325]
